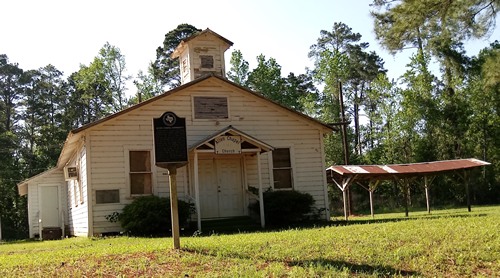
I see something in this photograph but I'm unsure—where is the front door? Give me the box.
[40,185,60,227]
[199,157,244,218]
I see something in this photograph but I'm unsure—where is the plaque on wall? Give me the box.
[153,112,188,168]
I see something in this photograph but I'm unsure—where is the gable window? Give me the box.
[200,55,214,69]
[193,96,228,119]
[272,148,293,189]
[129,151,152,195]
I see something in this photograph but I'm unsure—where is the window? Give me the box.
[96,190,120,204]
[193,96,228,119]
[73,182,78,207]
[200,55,214,69]
[272,148,293,189]
[129,151,152,195]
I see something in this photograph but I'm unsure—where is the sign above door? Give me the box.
[214,135,242,154]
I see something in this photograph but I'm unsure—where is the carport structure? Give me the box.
[326,158,490,220]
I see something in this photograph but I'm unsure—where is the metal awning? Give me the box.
[326,158,490,220]
[327,158,490,181]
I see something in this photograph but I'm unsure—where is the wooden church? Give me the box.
[18,29,334,238]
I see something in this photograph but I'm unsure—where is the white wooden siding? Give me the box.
[86,77,329,226]
[67,147,90,237]
[26,169,66,238]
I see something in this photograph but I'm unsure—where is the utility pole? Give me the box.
[338,81,352,216]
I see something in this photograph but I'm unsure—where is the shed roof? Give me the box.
[327,158,490,181]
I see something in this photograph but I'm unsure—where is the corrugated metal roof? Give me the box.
[327,158,490,181]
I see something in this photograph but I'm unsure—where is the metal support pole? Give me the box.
[465,170,471,212]
[257,152,265,228]
[343,189,348,221]
[193,152,201,231]
[167,166,180,249]
[369,190,374,219]
[424,176,431,214]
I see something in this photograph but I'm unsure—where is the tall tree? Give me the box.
[20,65,68,173]
[98,42,130,112]
[464,42,500,203]
[227,49,250,87]
[310,22,386,158]
[0,55,27,239]
[72,57,113,124]
[131,66,164,105]
[248,54,286,103]
[151,24,201,89]
[371,0,498,159]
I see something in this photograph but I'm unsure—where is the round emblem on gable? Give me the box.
[162,112,177,127]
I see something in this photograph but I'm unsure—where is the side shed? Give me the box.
[326,158,491,220]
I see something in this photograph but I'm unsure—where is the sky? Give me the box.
[2,0,499,95]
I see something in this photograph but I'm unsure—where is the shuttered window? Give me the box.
[129,151,152,195]
[193,96,228,119]
[200,55,214,69]
[272,148,293,189]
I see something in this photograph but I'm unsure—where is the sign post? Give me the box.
[153,112,188,250]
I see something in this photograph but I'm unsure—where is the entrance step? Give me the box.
[200,216,262,234]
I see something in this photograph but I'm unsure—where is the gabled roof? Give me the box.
[17,167,60,195]
[171,28,234,58]
[189,125,274,153]
[56,74,333,168]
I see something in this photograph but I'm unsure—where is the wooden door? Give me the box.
[40,185,60,227]
[198,157,244,218]
[199,159,219,218]
[217,158,244,217]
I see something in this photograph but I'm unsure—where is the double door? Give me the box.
[199,157,244,218]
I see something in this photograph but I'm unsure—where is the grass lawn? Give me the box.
[1,206,499,277]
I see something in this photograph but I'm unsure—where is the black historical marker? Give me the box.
[153,112,188,168]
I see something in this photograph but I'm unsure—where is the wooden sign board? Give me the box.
[153,112,188,168]
[215,135,242,154]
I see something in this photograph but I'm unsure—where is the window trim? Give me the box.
[269,147,295,190]
[125,147,155,197]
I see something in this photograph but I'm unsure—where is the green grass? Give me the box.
[1,206,499,277]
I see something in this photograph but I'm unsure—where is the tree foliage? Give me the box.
[227,49,250,87]
[151,24,201,89]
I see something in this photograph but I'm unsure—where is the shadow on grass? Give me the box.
[331,213,487,227]
[287,258,419,276]
[182,248,420,276]
[184,212,487,237]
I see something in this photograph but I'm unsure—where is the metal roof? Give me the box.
[327,158,490,181]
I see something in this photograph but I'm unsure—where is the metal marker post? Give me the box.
[168,166,180,249]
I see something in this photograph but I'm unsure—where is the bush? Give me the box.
[118,195,193,236]
[249,190,315,225]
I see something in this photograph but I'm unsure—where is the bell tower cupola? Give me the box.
[171,28,233,84]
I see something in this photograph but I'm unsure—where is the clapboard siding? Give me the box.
[77,76,330,234]
[67,147,90,237]
[25,169,66,238]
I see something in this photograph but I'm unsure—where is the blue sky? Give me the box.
[2,0,498,92]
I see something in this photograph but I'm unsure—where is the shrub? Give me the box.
[249,190,315,225]
[118,195,193,236]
